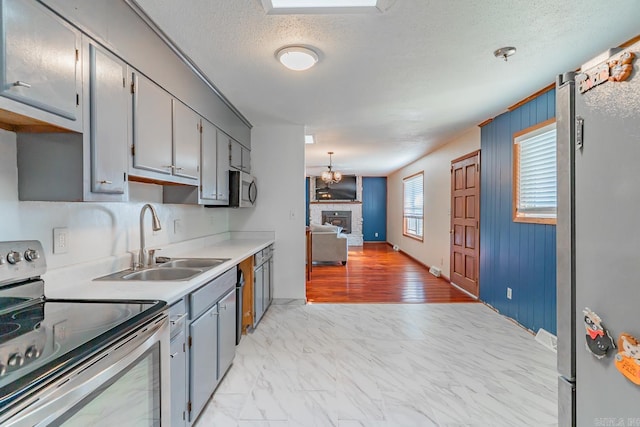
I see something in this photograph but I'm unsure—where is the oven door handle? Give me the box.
[1,314,169,426]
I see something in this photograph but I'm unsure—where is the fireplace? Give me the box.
[321,211,352,234]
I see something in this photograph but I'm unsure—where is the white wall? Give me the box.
[0,129,230,271]
[229,125,306,302]
[387,127,480,276]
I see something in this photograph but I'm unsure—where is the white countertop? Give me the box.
[45,238,273,305]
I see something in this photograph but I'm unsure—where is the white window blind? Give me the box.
[403,173,423,239]
[515,122,557,219]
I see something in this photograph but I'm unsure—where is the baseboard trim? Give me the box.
[272,298,306,306]
[449,281,479,300]
[394,246,451,283]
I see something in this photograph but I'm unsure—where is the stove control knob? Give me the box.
[24,249,39,262]
[8,353,24,367]
[25,345,40,359]
[7,251,23,265]
[0,364,6,376]
[0,256,4,266]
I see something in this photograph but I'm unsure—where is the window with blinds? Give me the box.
[403,172,424,239]
[513,119,557,224]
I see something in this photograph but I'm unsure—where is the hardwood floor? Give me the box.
[306,243,479,303]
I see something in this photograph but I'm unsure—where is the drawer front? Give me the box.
[169,298,187,338]
[190,267,236,319]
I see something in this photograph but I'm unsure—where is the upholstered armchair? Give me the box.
[310,223,348,265]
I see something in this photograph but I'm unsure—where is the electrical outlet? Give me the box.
[289,209,296,220]
[174,219,182,234]
[374,232,379,237]
[53,227,68,254]
[440,257,444,266]
[507,287,512,300]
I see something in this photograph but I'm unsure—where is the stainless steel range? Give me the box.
[0,240,170,426]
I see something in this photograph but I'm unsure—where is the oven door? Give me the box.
[2,314,170,427]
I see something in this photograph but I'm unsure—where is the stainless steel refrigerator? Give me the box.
[557,40,640,427]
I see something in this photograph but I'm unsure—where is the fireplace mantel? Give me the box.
[310,201,362,204]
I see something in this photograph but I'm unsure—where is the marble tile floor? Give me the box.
[194,303,558,427]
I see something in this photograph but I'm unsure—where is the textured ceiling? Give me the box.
[133,0,640,176]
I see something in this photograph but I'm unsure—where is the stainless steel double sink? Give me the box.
[95,258,231,281]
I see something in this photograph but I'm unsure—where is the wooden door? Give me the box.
[450,150,480,296]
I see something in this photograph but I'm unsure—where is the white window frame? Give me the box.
[513,118,557,225]
[403,172,424,240]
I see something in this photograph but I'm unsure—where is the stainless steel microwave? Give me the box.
[229,170,257,208]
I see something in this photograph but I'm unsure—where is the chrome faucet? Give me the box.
[139,204,162,268]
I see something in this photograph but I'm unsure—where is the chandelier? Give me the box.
[321,151,342,184]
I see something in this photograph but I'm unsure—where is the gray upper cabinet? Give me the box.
[242,148,251,173]
[131,71,173,176]
[216,129,230,203]
[230,137,242,170]
[0,0,80,126]
[200,121,230,205]
[230,138,251,173]
[172,100,200,181]
[200,119,218,201]
[88,42,128,195]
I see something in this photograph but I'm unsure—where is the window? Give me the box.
[513,118,557,224]
[403,172,423,240]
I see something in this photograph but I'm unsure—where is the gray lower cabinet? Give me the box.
[189,303,218,422]
[170,329,187,427]
[217,289,236,378]
[253,245,274,327]
[254,263,264,328]
[0,0,81,125]
[187,267,237,423]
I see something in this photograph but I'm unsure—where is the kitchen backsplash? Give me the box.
[0,129,231,270]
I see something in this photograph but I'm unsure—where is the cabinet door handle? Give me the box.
[174,167,184,171]
[210,311,219,317]
[98,180,113,184]
[170,352,179,359]
[13,81,31,88]
[220,304,227,310]
[163,165,173,169]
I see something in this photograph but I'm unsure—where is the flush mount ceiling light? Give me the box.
[321,151,342,184]
[276,46,319,71]
[262,0,395,14]
[494,46,517,62]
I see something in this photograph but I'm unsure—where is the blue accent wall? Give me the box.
[479,89,557,334]
[362,177,387,241]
